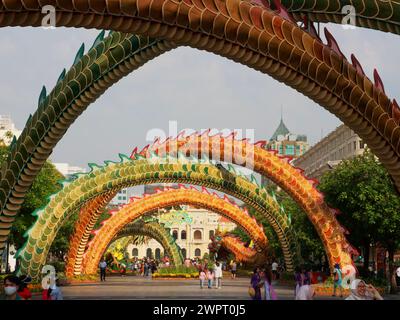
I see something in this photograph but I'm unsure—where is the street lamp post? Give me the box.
[5,241,10,273]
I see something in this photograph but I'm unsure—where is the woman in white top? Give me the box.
[346,279,383,300]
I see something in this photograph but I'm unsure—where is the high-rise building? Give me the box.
[293,124,366,180]
[0,115,22,145]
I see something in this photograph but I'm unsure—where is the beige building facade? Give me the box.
[126,206,237,260]
[293,124,366,179]
[0,115,21,145]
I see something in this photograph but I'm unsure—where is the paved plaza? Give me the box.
[43,276,399,300]
[57,277,314,300]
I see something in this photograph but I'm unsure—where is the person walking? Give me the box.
[231,261,237,279]
[207,268,214,289]
[332,263,343,297]
[144,260,149,277]
[294,267,303,297]
[214,262,223,289]
[271,261,279,280]
[396,265,400,287]
[250,268,262,300]
[99,258,107,282]
[261,268,277,300]
[303,267,311,285]
[199,269,206,289]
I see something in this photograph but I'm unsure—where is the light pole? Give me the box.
[5,241,10,273]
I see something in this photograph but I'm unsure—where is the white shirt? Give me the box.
[99,261,107,268]
[396,267,400,277]
[214,265,223,278]
[272,262,278,271]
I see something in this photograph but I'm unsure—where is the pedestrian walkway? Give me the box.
[52,276,353,300]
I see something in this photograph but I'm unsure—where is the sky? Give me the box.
[1,22,399,175]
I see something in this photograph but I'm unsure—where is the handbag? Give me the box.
[248,286,256,298]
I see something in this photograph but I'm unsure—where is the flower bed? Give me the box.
[311,283,386,297]
[152,272,199,279]
[152,266,199,279]
[67,274,98,284]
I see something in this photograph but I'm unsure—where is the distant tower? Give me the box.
[262,115,310,186]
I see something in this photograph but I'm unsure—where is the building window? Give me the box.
[132,248,138,257]
[181,248,186,259]
[155,248,161,260]
[194,230,202,240]
[146,248,152,258]
[181,230,187,240]
[360,141,364,149]
[285,144,295,155]
[353,141,357,150]
[172,230,178,240]
[194,248,201,257]
[209,230,214,239]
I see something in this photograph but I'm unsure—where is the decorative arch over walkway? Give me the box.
[81,186,270,274]
[67,186,269,276]
[17,156,298,279]
[1,1,400,259]
[111,219,184,267]
[137,132,358,269]
[65,190,117,277]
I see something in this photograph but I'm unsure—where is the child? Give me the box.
[207,269,214,289]
[199,269,206,289]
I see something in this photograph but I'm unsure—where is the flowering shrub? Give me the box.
[153,266,199,278]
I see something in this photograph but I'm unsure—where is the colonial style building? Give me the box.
[126,206,237,260]
[266,117,309,158]
[292,124,366,180]
[262,117,309,186]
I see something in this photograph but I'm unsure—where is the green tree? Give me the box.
[8,161,65,251]
[275,191,325,264]
[259,182,326,266]
[318,150,400,291]
[0,143,76,263]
